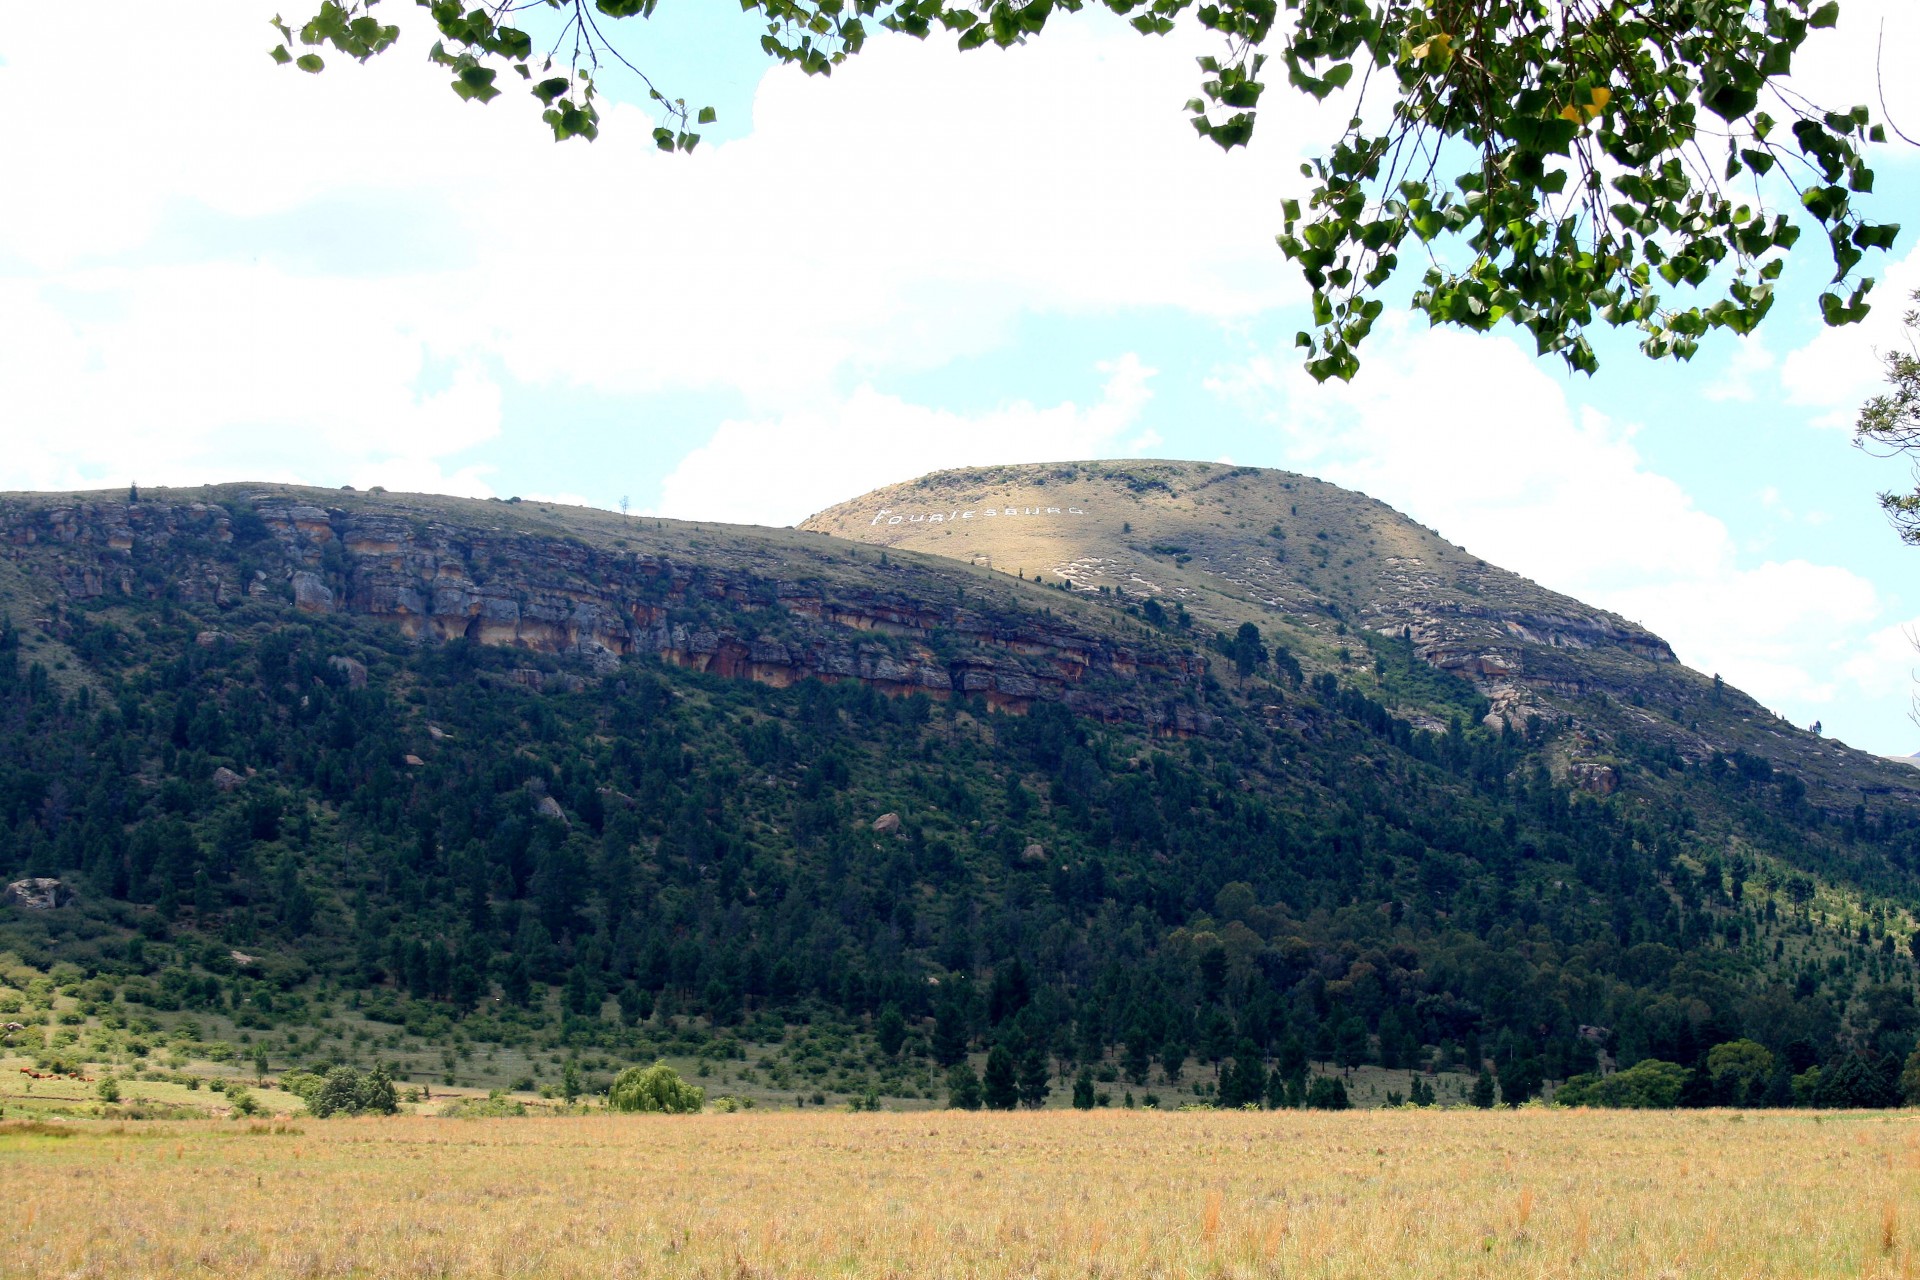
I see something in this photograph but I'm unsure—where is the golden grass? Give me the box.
[2,1108,1918,1279]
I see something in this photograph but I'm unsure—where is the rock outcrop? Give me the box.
[5,878,72,910]
[0,495,1212,732]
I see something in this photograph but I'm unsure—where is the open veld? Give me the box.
[4,1109,1919,1279]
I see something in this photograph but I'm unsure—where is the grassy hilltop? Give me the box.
[804,459,1917,802]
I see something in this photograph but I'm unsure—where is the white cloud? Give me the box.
[0,263,504,494]
[1217,320,1903,732]
[659,355,1158,525]
[0,2,1332,459]
[1839,617,1920,703]
[1606,559,1881,707]
[1220,322,1734,593]
[1704,334,1777,403]
[1781,244,1920,427]
[1782,0,1920,145]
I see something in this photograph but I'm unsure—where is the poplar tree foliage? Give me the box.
[271,0,1898,380]
[1856,289,1920,541]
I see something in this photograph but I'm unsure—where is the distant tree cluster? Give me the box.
[281,1064,399,1118]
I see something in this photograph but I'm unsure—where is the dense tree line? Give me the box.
[3,589,1920,1105]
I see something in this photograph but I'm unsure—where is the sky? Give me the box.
[4,2,1920,753]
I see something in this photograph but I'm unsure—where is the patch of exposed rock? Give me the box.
[5,878,72,910]
[1,498,1213,734]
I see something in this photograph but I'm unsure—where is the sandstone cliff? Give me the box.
[0,489,1213,733]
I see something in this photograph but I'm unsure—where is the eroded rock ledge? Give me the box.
[1,499,1215,734]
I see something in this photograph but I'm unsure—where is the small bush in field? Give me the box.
[608,1062,704,1114]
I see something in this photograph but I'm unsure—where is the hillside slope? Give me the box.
[0,478,1916,1110]
[803,460,1917,807]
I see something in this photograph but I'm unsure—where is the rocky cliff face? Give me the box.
[0,493,1213,733]
[801,460,1682,733]
[799,460,1920,804]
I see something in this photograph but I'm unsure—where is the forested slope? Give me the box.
[1,482,1918,1107]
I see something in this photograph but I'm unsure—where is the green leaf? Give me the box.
[295,53,325,73]
[452,65,500,103]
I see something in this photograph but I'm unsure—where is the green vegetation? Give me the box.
[1858,289,1920,543]
[285,1064,398,1117]
[1,489,1920,1120]
[1558,1059,1690,1109]
[608,1062,704,1114]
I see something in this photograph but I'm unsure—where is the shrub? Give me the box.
[982,1044,1019,1110]
[304,1065,399,1118]
[279,1070,326,1102]
[1706,1039,1775,1098]
[607,1062,704,1114]
[945,1062,983,1111]
[1303,1076,1350,1110]
[1556,1059,1688,1109]
[439,1090,527,1118]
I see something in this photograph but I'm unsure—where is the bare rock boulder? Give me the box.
[5,878,73,911]
[292,571,334,613]
[1568,762,1619,795]
[328,656,368,690]
[872,812,901,834]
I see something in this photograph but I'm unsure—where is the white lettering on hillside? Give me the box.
[868,505,1086,526]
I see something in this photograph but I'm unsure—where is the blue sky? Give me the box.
[4,1,1920,754]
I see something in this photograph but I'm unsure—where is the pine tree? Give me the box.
[1072,1069,1096,1110]
[983,1043,1020,1110]
[1303,1075,1350,1110]
[945,1062,983,1111]
[932,1001,969,1067]
[1470,1069,1498,1109]
[1016,1041,1051,1108]
[876,1004,907,1058]
[1219,1040,1268,1108]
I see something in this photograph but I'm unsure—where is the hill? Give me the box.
[0,475,1917,1111]
[802,460,1917,806]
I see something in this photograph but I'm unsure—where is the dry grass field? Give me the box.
[4,1109,1919,1279]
